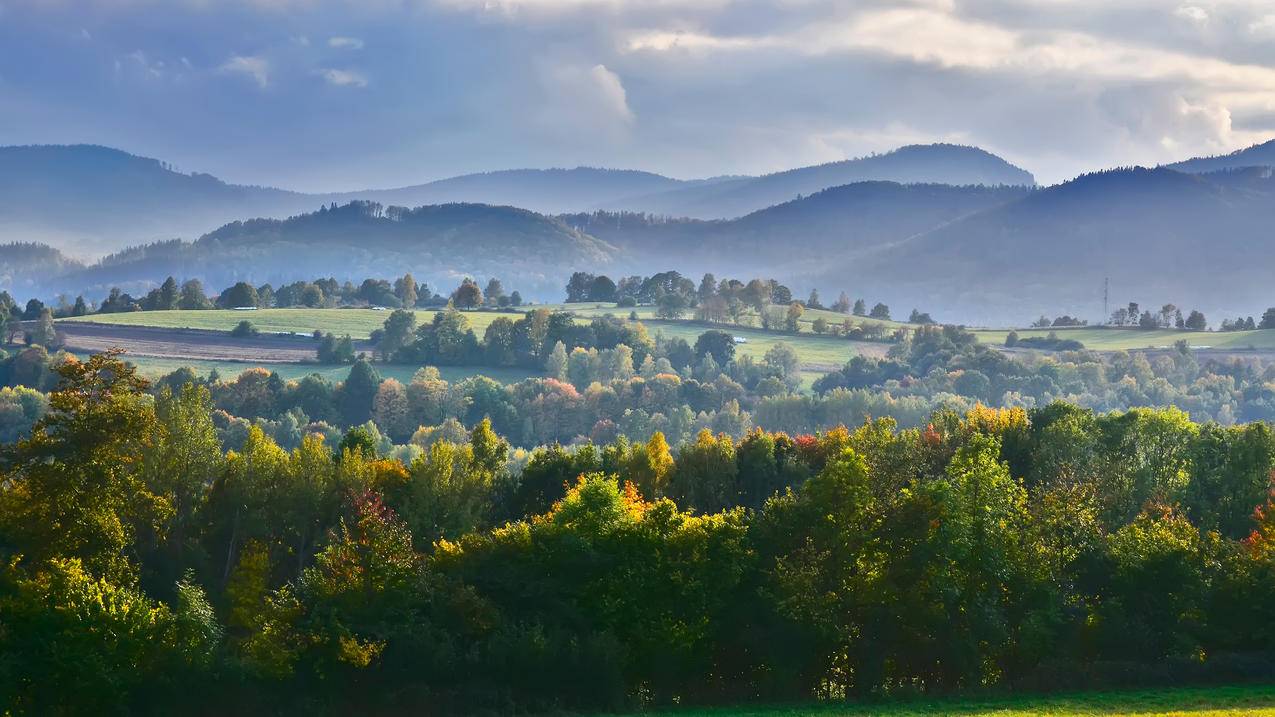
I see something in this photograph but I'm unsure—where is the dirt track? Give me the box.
[52,322,374,363]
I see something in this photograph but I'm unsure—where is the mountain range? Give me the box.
[0,142,1035,253]
[5,139,1275,324]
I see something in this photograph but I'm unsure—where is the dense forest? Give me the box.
[2,351,1275,713]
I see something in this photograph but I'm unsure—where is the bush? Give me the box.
[230,320,258,338]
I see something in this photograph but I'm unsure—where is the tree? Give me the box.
[0,351,158,581]
[451,278,483,310]
[509,290,523,307]
[784,302,803,332]
[27,308,59,348]
[1260,307,1275,330]
[71,295,88,316]
[656,292,689,319]
[588,275,617,302]
[1185,310,1207,331]
[698,273,717,301]
[230,320,258,338]
[565,271,595,302]
[832,292,851,314]
[869,302,890,320]
[806,288,822,309]
[545,340,569,379]
[156,276,180,311]
[484,277,505,306]
[339,359,381,426]
[394,274,419,308]
[179,279,211,310]
[853,298,867,316]
[694,329,736,365]
[218,282,259,309]
[379,309,417,362]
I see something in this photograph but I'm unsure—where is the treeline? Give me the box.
[3,353,1275,713]
[563,269,903,327]
[52,273,524,315]
[1108,302,1208,330]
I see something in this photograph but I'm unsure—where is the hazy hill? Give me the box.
[1166,139,1275,174]
[603,144,1036,219]
[0,145,313,252]
[344,167,692,215]
[837,166,1275,324]
[32,201,616,300]
[0,243,85,296]
[0,144,1037,256]
[564,181,1030,275]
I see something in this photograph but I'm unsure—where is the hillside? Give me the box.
[564,181,1031,276]
[0,144,1036,255]
[0,145,314,252]
[1167,139,1275,174]
[35,200,616,299]
[838,166,1275,324]
[346,167,691,215]
[0,243,85,296]
[603,144,1036,219]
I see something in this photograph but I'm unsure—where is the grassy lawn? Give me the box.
[61,308,525,339]
[971,327,1275,351]
[603,684,1275,716]
[84,354,539,385]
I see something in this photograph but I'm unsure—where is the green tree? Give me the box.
[339,359,382,426]
[451,278,483,309]
[0,351,160,581]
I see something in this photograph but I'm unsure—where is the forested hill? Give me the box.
[345,167,694,215]
[1166,138,1275,174]
[840,165,1275,323]
[0,144,313,252]
[0,143,1036,254]
[562,181,1031,275]
[41,200,616,299]
[601,144,1037,219]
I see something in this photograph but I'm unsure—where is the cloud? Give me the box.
[219,55,269,88]
[534,62,634,142]
[317,67,368,87]
[328,36,364,49]
[1174,5,1208,23]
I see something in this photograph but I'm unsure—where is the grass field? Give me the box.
[85,354,539,385]
[61,308,524,340]
[602,685,1275,717]
[971,327,1275,351]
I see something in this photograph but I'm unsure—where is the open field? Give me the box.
[971,326,1275,351]
[100,354,539,385]
[60,307,527,340]
[602,685,1275,717]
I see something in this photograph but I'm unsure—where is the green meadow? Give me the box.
[601,685,1275,717]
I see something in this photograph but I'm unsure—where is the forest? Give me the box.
[3,351,1275,713]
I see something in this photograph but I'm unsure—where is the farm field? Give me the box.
[971,326,1275,351]
[86,353,540,385]
[604,685,1275,717]
[61,307,526,339]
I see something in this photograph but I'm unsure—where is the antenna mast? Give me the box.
[1103,277,1109,325]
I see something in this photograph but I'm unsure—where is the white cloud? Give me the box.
[219,55,269,88]
[328,36,364,49]
[1249,14,1275,37]
[1174,5,1208,23]
[317,67,368,87]
[535,62,634,141]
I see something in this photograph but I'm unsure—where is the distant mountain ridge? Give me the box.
[1166,139,1275,174]
[0,143,1038,254]
[600,144,1036,219]
[36,200,616,299]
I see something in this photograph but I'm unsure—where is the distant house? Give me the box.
[733,336,748,344]
[232,306,258,311]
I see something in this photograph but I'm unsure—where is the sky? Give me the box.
[2,0,1274,191]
